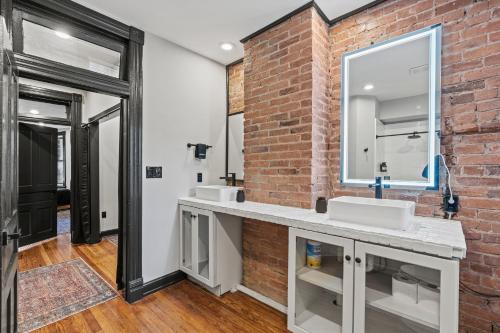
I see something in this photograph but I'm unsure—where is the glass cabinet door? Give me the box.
[180,208,194,274]
[288,228,354,333]
[354,242,459,333]
[193,209,215,286]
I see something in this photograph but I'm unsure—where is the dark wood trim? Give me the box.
[312,2,329,24]
[224,64,230,181]
[88,103,120,124]
[240,1,318,43]
[226,58,243,68]
[19,83,73,104]
[13,0,131,41]
[141,271,186,297]
[100,228,118,237]
[13,7,126,54]
[121,26,143,303]
[88,122,100,244]
[18,115,70,126]
[240,0,388,44]
[329,0,387,25]
[14,53,130,97]
[14,0,145,305]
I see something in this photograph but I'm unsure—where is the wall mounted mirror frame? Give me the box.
[225,59,244,183]
[226,111,244,182]
[340,24,442,189]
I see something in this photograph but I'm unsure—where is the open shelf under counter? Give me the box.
[365,271,439,330]
[295,292,343,333]
[296,256,344,294]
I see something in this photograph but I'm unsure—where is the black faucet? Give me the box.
[220,173,237,186]
[369,176,382,199]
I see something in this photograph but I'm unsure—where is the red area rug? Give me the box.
[18,258,116,332]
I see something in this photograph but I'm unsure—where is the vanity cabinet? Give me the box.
[180,205,215,286]
[179,205,242,295]
[288,228,459,333]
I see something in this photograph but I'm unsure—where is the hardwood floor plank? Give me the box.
[19,234,288,333]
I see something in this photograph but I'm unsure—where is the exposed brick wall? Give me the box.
[228,61,244,114]
[242,8,317,304]
[311,9,332,202]
[242,1,500,330]
[328,1,500,331]
[243,8,314,209]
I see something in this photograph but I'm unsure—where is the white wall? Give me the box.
[142,32,226,282]
[375,94,433,181]
[99,114,120,232]
[348,96,377,179]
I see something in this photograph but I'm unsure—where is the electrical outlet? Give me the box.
[101,211,107,219]
[443,194,459,213]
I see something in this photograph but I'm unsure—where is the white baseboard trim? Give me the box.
[236,284,287,314]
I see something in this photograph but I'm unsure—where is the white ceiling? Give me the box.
[72,0,374,65]
[349,36,430,101]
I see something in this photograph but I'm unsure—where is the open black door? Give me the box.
[0,49,19,331]
[18,123,58,247]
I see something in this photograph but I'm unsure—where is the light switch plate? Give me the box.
[146,166,162,178]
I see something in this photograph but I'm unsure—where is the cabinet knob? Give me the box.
[345,255,351,261]
[191,214,196,219]
[355,257,362,264]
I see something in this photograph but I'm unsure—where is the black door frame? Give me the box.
[87,103,121,240]
[18,84,83,246]
[11,0,144,303]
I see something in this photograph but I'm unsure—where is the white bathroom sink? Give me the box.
[328,196,415,230]
[195,185,240,202]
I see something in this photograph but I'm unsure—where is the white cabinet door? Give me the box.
[179,205,195,275]
[288,228,355,333]
[353,242,459,333]
[192,208,216,287]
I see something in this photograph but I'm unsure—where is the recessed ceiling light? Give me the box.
[363,84,374,91]
[55,31,71,39]
[30,109,39,115]
[220,42,234,51]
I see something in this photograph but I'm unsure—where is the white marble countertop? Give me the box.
[179,197,466,259]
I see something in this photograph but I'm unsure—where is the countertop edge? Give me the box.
[178,197,467,260]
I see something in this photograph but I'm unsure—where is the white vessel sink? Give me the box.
[195,185,240,202]
[328,196,415,230]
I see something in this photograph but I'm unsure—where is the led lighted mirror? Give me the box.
[341,25,441,189]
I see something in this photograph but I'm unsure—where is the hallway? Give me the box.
[18,235,287,332]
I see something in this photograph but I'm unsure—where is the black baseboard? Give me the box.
[142,270,186,297]
[100,228,118,237]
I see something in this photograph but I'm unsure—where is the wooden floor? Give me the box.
[19,234,288,332]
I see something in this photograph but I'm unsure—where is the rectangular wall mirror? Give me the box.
[227,112,244,181]
[341,25,441,189]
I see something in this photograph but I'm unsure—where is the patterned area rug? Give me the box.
[18,258,116,332]
[104,234,118,246]
[57,209,71,235]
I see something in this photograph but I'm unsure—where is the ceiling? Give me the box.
[72,0,374,65]
[349,36,430,101]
